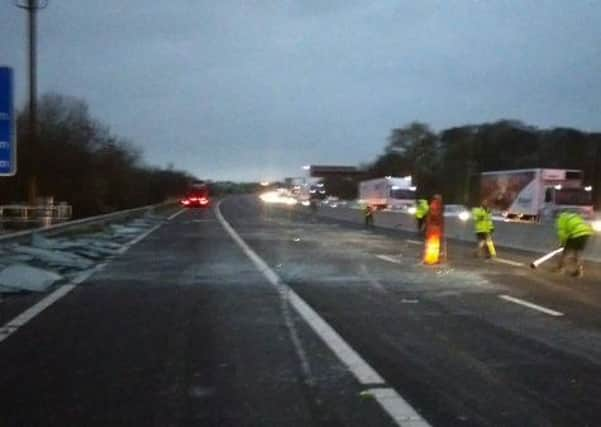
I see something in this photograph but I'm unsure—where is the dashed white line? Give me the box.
[492,257,525,267]
[499,294,564,317]
[376,254,403,264]
[406,239,423,245]
[167,208,187,221]
[215,200,431,427]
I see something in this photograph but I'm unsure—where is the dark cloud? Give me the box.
[2,1,601,181]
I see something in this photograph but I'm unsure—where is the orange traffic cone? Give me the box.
[424,232,441,265]
[423,194,445,265]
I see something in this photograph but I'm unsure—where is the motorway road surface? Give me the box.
[2,195,601,426]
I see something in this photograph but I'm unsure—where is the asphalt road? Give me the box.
[2,195,601,426]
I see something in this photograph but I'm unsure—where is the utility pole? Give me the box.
[594,137,601,210]
[16,0,48,204]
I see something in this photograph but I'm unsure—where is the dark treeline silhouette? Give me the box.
[0,93,196,217]
[359,120,601,208]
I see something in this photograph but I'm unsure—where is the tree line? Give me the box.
[325,120,601,208]
[0,93,195,217]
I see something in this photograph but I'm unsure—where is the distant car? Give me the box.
[181,192,210,208]
[444,204,470,221]
[323,196,345,208]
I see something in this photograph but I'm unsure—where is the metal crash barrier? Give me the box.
[0,200,73,230]
[0,201,176,245]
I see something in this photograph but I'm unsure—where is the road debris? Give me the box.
[0,264,62,293]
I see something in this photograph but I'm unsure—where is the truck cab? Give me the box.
[358,176,416,211]
[542,186,594,220]
[481,168,594,222]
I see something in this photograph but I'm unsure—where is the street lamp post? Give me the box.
[16,0,48,204]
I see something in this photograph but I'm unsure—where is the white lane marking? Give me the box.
[367,388,432,427]
[116,224,162,254]
[406,240,422,245]
[0,284,76,342]
[289,291,381,382]
[0,262,103,343]
[215,200,431,427]
[492,257,525,267]
[0,223,164,344]
[499,295,564,317]
[216,201,382,384]
[215,202,314,384]
[167,208,186,221]
[376,254,403,264]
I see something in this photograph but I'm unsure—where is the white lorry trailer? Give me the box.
[480,168,593,222]
[358,176,416,210]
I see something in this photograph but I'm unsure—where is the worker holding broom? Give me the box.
[472,200,496,259]
[554,211,593,277]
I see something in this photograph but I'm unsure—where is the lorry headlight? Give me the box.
[592,220,601,232]
[458,211,470,222]
[408,206,417,215]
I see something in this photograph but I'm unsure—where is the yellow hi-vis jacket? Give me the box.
[556,212,593,246]
[472,206,494,234]
[416,199,429,219]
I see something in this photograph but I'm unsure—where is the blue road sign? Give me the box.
[0,67,16,176]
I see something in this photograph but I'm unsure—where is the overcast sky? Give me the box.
[2,1,601,181]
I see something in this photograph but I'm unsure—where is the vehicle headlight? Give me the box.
[458,211,470,222]
[301,200,310,207]
[592,219,601,232]
[408,206,417,215]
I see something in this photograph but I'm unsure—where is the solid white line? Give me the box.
[0,222,165,344]
[367,388,432,427]
[216,201,383,384]
[289,291,386,384]
[499,295,564,317]
[406,240,422,245]
[116,224,162,254]
[214,202,315,384]
[493,258,525,267]
[215,200,431,427]
[376,254,403,264]
[167,208,186,221]
[0,264,100,343]
[0,285,76,339]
